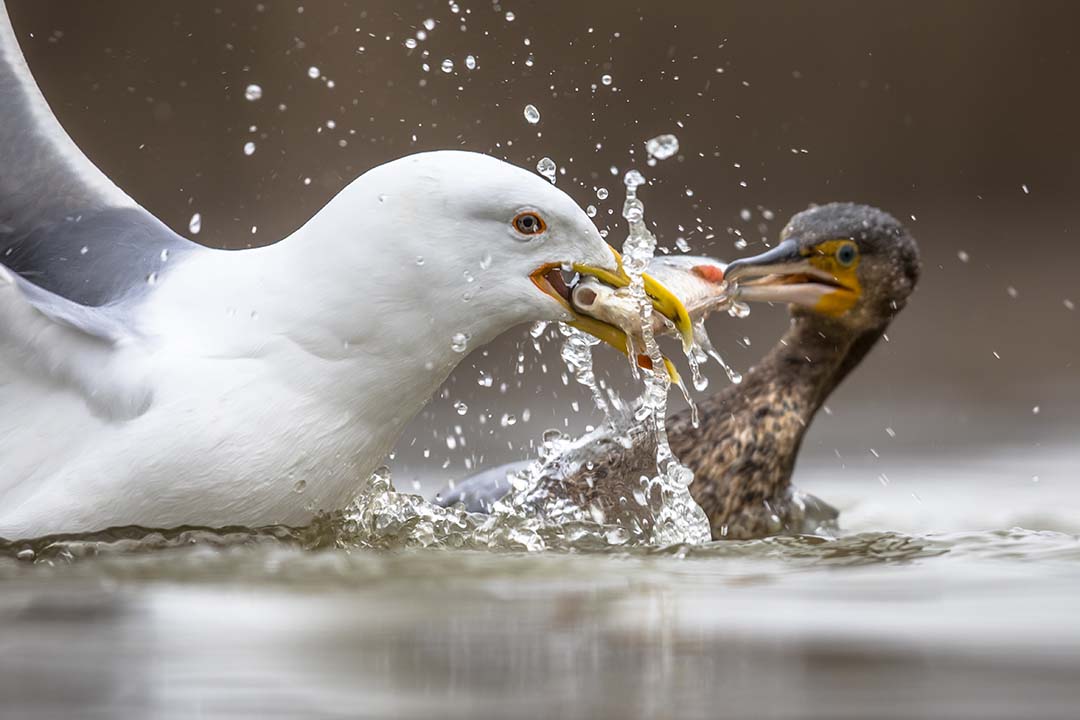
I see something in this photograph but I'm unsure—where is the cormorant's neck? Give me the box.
[668,309,887,537]
[762,311,883,417]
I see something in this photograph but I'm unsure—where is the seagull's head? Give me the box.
[323,150,691,361]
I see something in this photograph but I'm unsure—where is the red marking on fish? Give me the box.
[692,264,725,283]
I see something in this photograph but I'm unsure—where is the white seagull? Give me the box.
[0,6,690,539]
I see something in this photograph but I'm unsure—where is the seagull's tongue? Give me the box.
[544,267,572,303]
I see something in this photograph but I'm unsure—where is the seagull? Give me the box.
[0,6,691,540]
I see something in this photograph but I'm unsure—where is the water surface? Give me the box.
[3,448,1079,719]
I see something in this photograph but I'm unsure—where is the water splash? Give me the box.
[617,171,712,545]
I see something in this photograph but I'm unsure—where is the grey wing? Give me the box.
[0,4,201,309]
[436,461,527,513]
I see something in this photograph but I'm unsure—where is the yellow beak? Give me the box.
[529,246,692,382]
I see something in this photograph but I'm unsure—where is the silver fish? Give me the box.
[572,255,731,342]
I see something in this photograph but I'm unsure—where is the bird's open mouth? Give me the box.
[530,247,694,366]
[724,240,858,309]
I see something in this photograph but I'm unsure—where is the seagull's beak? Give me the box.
[530,245,693,376]
[725,239,859,313]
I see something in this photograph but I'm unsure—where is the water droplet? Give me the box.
[307,66,320,79]
[423,17,436,30]
[728,301,751,319]
[600,74,612,86]
[644,133,679,160]
[146,272,158,285]
[477,372,493,387]
[404,37,418,49]
[79,246,88,255]
[542,428,563,444]
[536,156,557,184]
[530,321,548,338]
[740,208,752,222]
[479,252,493,270]
[453,400,468,415]
[523,103,540,124]
[415,255,425,266]
[586,204,597,217]
[500,413,517,427]
[734,238,748,250]
[675,237,690,252]
[441,58,454,73]
[465,54,477,70]
[160,249,170,262]
[623,169,646,189]
[596,187,609,200]
[293,477,307,493]
[244,83,263,101]
[957,250,970,263]
[504,11,516,21]
[243,141,256,156]
[450,332,469,352]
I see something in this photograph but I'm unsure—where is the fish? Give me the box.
[572,255,731,344]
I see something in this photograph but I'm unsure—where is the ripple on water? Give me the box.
[2,524,1078,587]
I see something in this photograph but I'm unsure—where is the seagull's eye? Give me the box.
[513,212,546,236]
[836,242,858,267]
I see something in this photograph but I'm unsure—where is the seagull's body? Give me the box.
[0,6,691,539]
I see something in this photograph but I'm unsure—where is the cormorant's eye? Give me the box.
[513,212,546,236]
[836,242,858,267]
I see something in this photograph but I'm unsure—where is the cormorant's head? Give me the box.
[724,203,920,332]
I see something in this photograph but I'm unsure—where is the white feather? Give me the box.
[0,152,617,538]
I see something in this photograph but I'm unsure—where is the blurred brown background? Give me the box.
[8,0,1080,489]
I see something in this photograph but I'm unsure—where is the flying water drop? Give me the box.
[645,134,679,160]
[523,104,540,124]
[244,84,263,101]
[536,156,557,184]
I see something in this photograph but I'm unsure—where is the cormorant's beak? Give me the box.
[725,239,855,309]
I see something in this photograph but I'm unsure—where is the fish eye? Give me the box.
[836,242,858,267]
[513,211,546,236]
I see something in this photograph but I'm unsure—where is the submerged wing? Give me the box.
[0,3,202,309]
[437,461,526,512]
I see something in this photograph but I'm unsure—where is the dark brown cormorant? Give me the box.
[441,203,921,540]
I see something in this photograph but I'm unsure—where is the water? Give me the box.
[3,450,1080,718]
[536,156,557,183]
